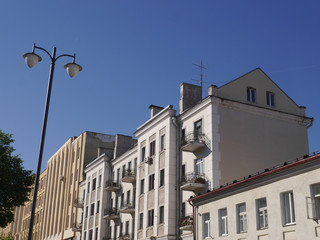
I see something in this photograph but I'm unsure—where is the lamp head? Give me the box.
[22,52,42,68]
[64,62,83,78]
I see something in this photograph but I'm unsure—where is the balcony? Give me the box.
[179,215,193,231]
[103,208,120,220]
[119,202,135,214]
[72,222,82,232]
[181,172,206,192]
[105,181,121,192]
[181,132,206,152]
[73,198,84,208]
[121,169,136,184]
[118,234,133,240]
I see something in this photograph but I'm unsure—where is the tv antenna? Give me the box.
[192,60,207,89]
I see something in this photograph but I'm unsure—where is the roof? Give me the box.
[189,151,320,203]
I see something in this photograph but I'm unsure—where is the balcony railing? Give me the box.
[179,215,193,231]
[181,132,206,152]
[121,169,136,184]
[118,234,134,240]
[103,208,120,220]
[73,198,84,208]
[119,201,135,214]
[105,180,121,192]
[181,172,206,192]
[72,222,82,232]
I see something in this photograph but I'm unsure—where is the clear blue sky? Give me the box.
[1,1,319,172]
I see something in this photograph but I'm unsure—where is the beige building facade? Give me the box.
[189,152,320,240]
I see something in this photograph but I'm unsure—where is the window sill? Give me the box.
[283,222,296,227]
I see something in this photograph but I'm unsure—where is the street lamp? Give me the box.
[23,43,82,240]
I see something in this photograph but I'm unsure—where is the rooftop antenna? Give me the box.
[192,60,207,90]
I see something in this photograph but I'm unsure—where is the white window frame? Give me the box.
[266,91,275,106]
[256,198,268,229]
[195,158,204,175]
[160,134,166,151]
[237,203,247,233]
[247,87,256,103]
[281,191,295,225]
[202,213,210,239]
[219,208,228,236]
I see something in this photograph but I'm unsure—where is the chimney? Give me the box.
[208,85,218,96]
[149,105,164,118]
[179,83,202,114]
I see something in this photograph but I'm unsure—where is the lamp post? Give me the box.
[23,43,82,240]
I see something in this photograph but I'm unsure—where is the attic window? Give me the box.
[266,92,275,106]
[247,87,256,103]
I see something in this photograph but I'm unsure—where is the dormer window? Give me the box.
[266,92,275,106]
[247,87,256,103]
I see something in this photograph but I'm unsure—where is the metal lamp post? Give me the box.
[23,43,82,240]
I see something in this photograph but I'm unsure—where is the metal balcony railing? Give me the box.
[181,172,206,192]
[103,207,120,220]
[181,132,206,152]
[73,198,84,208]
[121,169,136,183]
[119,201,135,214]
[105,180,121,192]
[179,215,193,231]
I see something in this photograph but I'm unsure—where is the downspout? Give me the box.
[188,200,196,240]
[172,116,181,239]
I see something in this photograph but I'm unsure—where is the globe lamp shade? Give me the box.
[22,53,42,68]
[64,62,83,78]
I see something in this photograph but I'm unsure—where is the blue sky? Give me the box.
[1,1,319,172]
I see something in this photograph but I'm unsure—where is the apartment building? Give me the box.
[189,152,320,240]
[178,68,312,239]
[2,68,314,240]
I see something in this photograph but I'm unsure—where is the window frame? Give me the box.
[202,212,210,239]
[149,174,155,191]
[247,87,256,103]
[219,208,228,236]
[266,91,275,106]
[139,213,144,229]
[256,198,268,230]
[281,191,296,225]
[150,140,156,156]
[160,134,166,151]
[237,203,247,233]
[159,169,165,187]
[140,179,145,195]
[148,209,154,227]
[159,206,164,224]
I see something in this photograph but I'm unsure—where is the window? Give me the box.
[149,174,155,191]
[90,203,95,216]
[127,190,131,204]
[159,169,165,187]
[85,206,88,218]
[181,202,186,217]
[150,140,156,156]
[84,231,87,240]
[247,87,256,103]
[256,198,268,229]
[182,164,186,177]
[309,183,320,219]
[281,191,295,225]
[125,221,129,235]
[89,229,93,240]
[148,209,154,226]
[219,208,228,236]
[266,91,275,106]
[128,161,132,171]
[141,146,146,162]
[98,175,102,187]
[96,201,100,214]
[159,206,164,224]
[87,182,90,193]
[139,213,143,229]
[160,134,166,151]
[202,213,210,239]
[117,169,120,183]
[140,179,145,194]
[237,203,247,233]
[95,227,98,240]
[121,193,124,208]
[92,178,96,191]
[194,119,202,136]
[196,158,204,175]
[122,165,126,178]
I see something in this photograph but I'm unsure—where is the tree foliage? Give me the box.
[0,130,34,228]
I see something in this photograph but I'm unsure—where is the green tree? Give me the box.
[0,233,13,240]
[0,130,34,228]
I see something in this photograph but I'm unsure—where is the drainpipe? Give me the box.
[189,200,196,240]
[172,116,181,239]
